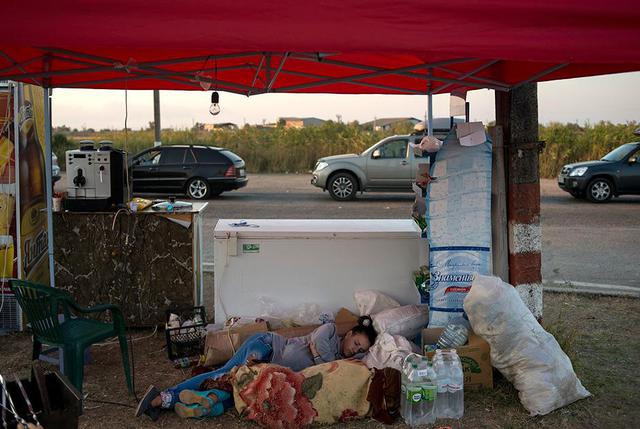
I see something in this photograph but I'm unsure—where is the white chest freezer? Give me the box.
[213,219,423,323]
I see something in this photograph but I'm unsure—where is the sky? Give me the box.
[51,72,640,130]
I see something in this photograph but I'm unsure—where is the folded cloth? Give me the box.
[362,333,420,371]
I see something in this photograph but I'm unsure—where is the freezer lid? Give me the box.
[213,219,421,239]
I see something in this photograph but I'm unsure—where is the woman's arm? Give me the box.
[309,323,339,364]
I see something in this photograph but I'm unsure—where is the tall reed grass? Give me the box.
[53,121,638,178]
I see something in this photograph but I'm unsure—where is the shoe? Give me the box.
[174,402,210,419]
[178,389,215,409]
[135,385,161,421]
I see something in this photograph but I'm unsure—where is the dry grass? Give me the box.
[1,292,638,428]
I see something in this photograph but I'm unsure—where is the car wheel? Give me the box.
[328,172,357,201]
[586,178,613,203]
[186,177,210,200]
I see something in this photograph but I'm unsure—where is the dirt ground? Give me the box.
[1,292,639,429]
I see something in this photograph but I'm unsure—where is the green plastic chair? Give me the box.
[9,279,133,394]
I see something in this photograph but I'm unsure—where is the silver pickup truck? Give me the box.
[311,131,449,200]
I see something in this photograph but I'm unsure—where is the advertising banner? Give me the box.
[0,86,18,295]
[17,84,50,285]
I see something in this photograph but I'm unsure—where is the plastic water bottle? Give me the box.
[436,316,471,349]
[432,349,464,419]
[415,357,437,426]
[401,354,437,426]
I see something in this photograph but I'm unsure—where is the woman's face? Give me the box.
[341,331,372,357]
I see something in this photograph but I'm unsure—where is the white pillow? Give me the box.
[372,305,429,339]
[354,290,400,316]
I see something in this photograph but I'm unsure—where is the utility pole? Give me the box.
[153,90,161,146]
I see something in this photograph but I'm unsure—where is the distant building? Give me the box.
[361,117,421,131]
[203,122,239,131]
[279,117,326,129]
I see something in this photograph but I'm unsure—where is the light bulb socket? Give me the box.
[211,91,219,104]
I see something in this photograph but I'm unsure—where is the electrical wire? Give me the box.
[93,325,157,347]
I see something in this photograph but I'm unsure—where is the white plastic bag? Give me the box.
[362,332,421,371]
[372,305,429,339]
[464,275,590,416]
[257,296,329,327]
[419,135,443,153]
[354,290,400,316]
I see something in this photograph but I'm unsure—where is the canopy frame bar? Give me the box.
[0,47,581,95]
[435,59,501,94]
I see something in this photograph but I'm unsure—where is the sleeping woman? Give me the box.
[136,315,378,420]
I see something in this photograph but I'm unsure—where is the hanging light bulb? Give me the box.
[209,91,221,115]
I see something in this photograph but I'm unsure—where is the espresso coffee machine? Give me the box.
[64,140,128,211]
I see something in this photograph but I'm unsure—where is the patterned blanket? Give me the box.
[231,360,399,429]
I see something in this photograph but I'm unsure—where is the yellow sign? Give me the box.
[18,84,49,285]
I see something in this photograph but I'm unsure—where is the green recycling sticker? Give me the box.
[242,244,260,253]
[461,356,482,374]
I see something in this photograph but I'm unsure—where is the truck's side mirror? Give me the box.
[629,156,638,165]
[372,149,381,159]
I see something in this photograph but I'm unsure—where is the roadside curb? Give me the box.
[543,281,640,299]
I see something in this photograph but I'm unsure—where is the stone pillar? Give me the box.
[495,83,543,319]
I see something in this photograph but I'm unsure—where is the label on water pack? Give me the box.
[429,246,491,326]
[407,388,423,403]
[421,386,437,401]
[447,383,463,393]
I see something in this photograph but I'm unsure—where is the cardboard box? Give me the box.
[272,308,359,339]
[273,324,319,338]
[421,328,493,391]
[204,321,269,366]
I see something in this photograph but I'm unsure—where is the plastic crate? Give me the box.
[164,306,207,360]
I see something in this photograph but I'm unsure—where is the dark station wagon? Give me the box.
[131,145,247,199]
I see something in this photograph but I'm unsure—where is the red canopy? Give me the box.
[1,0,639,94]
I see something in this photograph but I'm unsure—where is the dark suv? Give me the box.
[557,142,640,202]
[131,145,247,199]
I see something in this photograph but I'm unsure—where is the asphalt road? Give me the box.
[56,172,640,293]
[197,174,640,293]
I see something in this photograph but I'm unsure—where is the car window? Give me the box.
[601,143,637,162]
[184,148,196,163]
[195,148,227,163]
[220,150,243,163]
[137,150,161,166]
[159,147,185,164]
[376,139,408,159]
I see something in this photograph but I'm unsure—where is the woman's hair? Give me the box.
[350,315,378,345]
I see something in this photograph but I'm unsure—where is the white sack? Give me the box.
[362,332,420,371]
[464,275,590,416]
[354,290,400,316]
[372,305,428,339]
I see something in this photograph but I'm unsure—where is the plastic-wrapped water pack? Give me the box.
[463,275,590,416]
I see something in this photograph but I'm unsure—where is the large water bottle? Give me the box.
[400,362,417,426]
[415,356,437,426]
[432,349,464,419]
[401,354,437,426]
[436,316,470,349]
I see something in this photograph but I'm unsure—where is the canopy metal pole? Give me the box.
[43,87,55,287]
[427,71,433,136]
[153,90,161,147]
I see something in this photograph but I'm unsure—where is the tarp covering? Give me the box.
[1,0,639,93]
